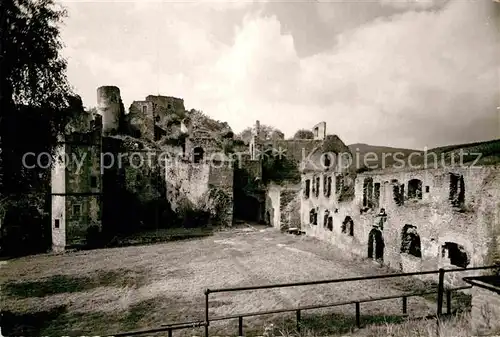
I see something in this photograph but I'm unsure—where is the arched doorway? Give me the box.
[193,146,204,163]
[265,209,274,227]
[368,228,384,261]
[401,224,422,258]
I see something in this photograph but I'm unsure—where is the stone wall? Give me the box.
[165,159,234,226]
[301,165,500,287]
[266,183,301,230]
[51,128,102,251]
[208,164,234,226]
[266,184,281,229]
[185,137,224,163]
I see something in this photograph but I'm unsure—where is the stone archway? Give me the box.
[368,228,384,261]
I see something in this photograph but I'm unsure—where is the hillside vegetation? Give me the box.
[349,139,500,172]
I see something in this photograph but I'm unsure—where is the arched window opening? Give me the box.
[400,224,421,258]
[342,216,354,236]
[323,210,330,227]
[408,179,423,200]
[449,173,465,207]
[309,209,317,225]
[304,179,311,198]
[327,217,333,231]
[193,147,204,163]
[363,177,374,208]
[441,242,469,268]
[368,228,384,261]
[335,174,343,196]
[373,183,380,209]
[392,180,404,206]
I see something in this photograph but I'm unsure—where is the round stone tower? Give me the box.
[97,86,122,135]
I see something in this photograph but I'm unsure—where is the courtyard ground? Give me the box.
[1,225,463,336]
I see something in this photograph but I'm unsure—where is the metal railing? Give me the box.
[108,264,499,337]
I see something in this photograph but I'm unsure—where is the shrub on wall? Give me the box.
[200,187,232,226]
[262,145,301,185]
[176,198,211,228]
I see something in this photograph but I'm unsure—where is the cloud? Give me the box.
[63,0,499,149]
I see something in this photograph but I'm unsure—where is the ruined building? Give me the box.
[293,128,500,285]
[51,85,236,251]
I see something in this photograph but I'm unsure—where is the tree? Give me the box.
[0,0,76,255]
[237,124,283,144]
[293,129,314,140]
[0,0,76,194]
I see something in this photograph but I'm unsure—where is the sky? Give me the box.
[59,0,500,150]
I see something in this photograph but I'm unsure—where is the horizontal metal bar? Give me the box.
[208,265,499,294]
[51,192,103,196]
[443,265,500,274]
[107,321,206,337]
[208,270,440,293]
[209,286,471,322]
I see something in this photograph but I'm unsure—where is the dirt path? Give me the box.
[1,226,437,336]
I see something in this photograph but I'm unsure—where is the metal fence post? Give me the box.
[446,290,452,314]
[402,296,407,315]
[436,268,445,317]
[238,316,243,336]
[355,302,361,328]
[436,268,445,334]
[204,289,210,337]
[296,309,301,332]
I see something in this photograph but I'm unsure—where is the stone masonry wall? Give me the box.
[63,132,102,248]
[165,159,234,226]
[166,159,211,211]
[280,186,301,230]
[301,165,500,287]
[266,184,281,229]
[208,164,234,226]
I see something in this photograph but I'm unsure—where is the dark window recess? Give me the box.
[327,217,333,231]
[323,175,328,196]
[315,177,320,197]
[363,177,374,208]
[142,105,147,114]
[408,179,423,200]
[400,224,422,258]
[91,176,98,188]
[342,216,354,236]
[54,219,60,228]
[425,186,430,193]
[327,176,332,197]
[335,174,343,196]
[324,154,331,168]
[441,242,469,268]
[193,147,204,163]
[449,173,465,207]
[309,209,317,225]
[393,182,404,206]
[373,183,380,209]
[73,205,81,217]
[305,179,311,198]
[323,210,330,227]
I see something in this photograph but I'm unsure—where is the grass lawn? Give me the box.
[0,225,464,336]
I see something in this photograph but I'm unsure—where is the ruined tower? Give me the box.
[97,86,122,135]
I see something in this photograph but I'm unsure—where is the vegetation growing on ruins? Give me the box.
[261,145,301,185]
[293,129,315,140]
[237,124,284,144]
